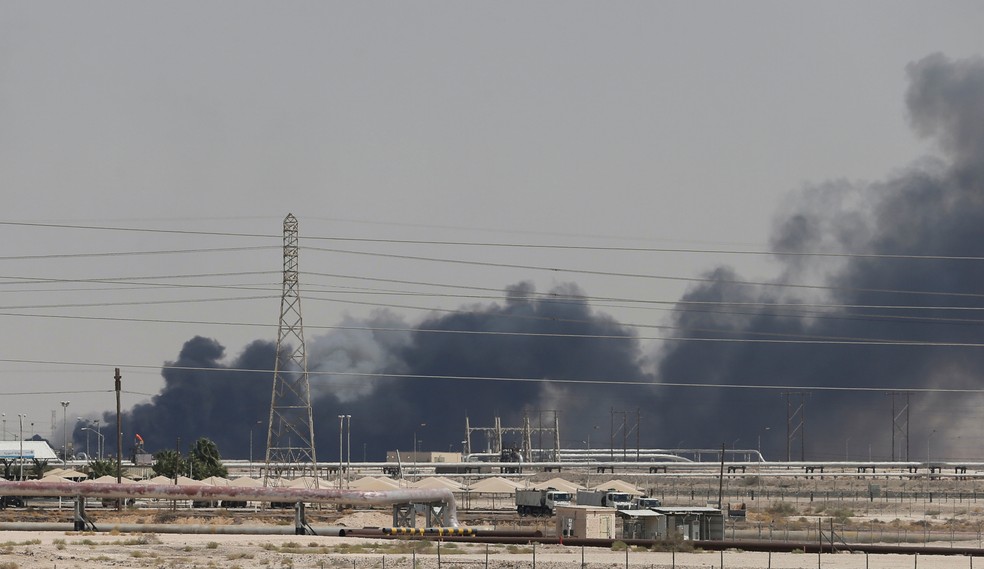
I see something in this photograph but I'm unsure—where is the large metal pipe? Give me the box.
[0,522,350,535]
[0,481,459,526]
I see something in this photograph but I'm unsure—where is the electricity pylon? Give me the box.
[264,213,319,487]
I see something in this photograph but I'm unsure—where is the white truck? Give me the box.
[576,489,634,510]
[630,496,662,510]
[515,488,573,516]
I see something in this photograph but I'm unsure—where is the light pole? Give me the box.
[95,421,103,460]
[2,413,5,441]
[77,418,89,458]
[757,427,770,455]
[845,437,851,461]
[82,428,104,462]
[345,415,352,484]
[60,401,70,463]
[249,420,262,478]
[414,422,427,482]
[337,415,345,489]
[17,414,25,480]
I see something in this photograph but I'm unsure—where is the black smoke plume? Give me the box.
[101,282,654,460]
[91,53,984,463]
[655,53,984,460]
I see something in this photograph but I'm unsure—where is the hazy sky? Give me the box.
[2,2,984,451]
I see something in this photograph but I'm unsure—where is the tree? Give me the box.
[188,437,227,479]
[151,438,227,480]
[151,449,185,479]
[30,459,49,479]
[87,458,121,479]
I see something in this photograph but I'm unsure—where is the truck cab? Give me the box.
[631,496,662,510]
[544,490,572,509]
[605,491,633,510]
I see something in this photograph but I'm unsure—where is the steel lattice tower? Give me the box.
[264,213,319,487]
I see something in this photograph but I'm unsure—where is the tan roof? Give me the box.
[591,479,642,495]
[58,469,90,480]
[286,476,322,488]
[228,477,263,487]
[539,477,584,492]
[411,477,463,490]
[38,474,72,484]
[141,475,176,485]
[349,476,400,491]
[83,475,137,484]
[175,476,205,486]
[201,476,232,486]
[468,477,522,493]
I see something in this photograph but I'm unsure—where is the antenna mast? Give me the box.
[264,213,318,486]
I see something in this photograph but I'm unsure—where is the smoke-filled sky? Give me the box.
[3,3,984,462]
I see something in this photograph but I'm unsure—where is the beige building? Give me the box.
[617,507,725,541]
[555,505,616,539]
[385,451,461,463]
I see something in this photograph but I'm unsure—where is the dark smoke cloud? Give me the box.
[655,53,984,460]
[100,282,654,460]
[92,53,984,464]
[85,337,278,460]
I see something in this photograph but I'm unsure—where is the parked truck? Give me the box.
[576,489,634,510]
[515,487,573,516]
[630,496,662,510]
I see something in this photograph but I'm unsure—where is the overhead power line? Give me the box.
[304,270,984,312]
[306,246,984,300]
[7,309,984,346]
[0,295,275,311]
[307,236,984,262]
[2,219,983,261]
[1,357,984,395]
[0,245,278,262]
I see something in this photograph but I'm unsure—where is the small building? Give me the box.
[652,507,724,540]
[0,441,58,461]
[385,451,461,463]
[617,509,665,540]
[555,505,617,539]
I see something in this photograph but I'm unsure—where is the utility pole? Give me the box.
[17,414,25,480]
[60,401,70,463]
[337,414,344,489]
[115,368,122,487]
[346,414,351,485]
[891,392,910,462]
[784,392,807,461]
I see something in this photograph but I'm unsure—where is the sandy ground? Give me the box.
[2,521,983,569]
[5,472,984,568]
[2,529,984,569]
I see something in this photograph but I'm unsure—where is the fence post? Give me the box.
[817,518,822,569]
